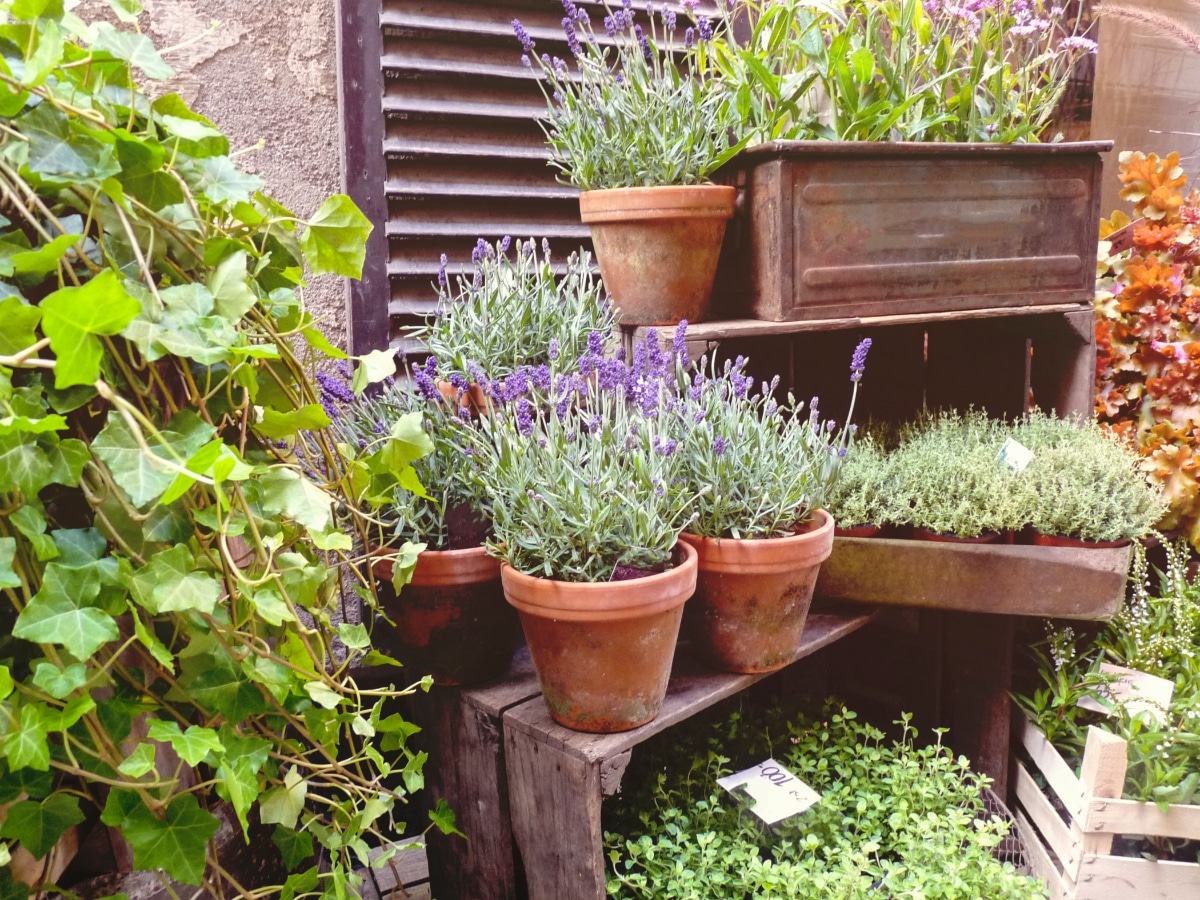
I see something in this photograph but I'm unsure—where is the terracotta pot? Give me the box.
[1030,531,1131,549]
[834,523,881,538]
[579,184,736,325]
[912,529,1003,544]
[372,545,520,687]
[680,510,835,674]
[435,379,492,416]
[500,542,698,733]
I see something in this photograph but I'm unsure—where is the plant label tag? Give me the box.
[997,437,1034,474]
[716,758,821,825]
[1077,664,1175,726]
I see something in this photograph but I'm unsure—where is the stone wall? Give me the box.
[81,0,350,349]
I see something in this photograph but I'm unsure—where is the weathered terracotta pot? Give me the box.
[579,184,736,325]
[834,523,881,538]
[1030,531,1131,549]
[373,545,519,686]
[680,509,835,674]
[912,529,1003,544]
[435,379,492,416]
[500,542,697,733]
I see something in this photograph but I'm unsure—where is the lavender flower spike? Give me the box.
[850,337,872,383]
[512,19,535,54]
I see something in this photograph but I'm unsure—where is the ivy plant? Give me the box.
[0,4,445,899]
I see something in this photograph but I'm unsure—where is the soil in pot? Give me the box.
[579,185,735,325]
[1030,531,1131,549]
[912,529,1004,544]
[680,509,836,674]
[500,542,698,733]
[373,542,520,687]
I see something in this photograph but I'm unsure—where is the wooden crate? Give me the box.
[1013,715,1200,899]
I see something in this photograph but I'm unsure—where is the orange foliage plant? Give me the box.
[1095,151,1200,544]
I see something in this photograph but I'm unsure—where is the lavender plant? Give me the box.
[463,332,703,582]
[416,236,615,382]
[513,2,744,190]
[701,0,1098,143]
[667,338,872,539]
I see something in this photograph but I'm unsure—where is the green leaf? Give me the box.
[337,623,370,650]
[10,233,81,280]
[146,720,223,767]
[30,662,87,699]
[0,794,85,859]
[22,104,120,185]
[272,827,314,872]
[259,768,308,831]
[108,0,144,23]
[303,681,342,709]
[93,409,215,508]
[299,195,372,278]
[39,270,141,388]
[207,250,257,320]
[1,703,49,771]
[245,585,295,627]
[261,467,333,534]
[351,348,397,396]
[129,545,221,615]
[195,156,263,205]
[0,868,29,900]
[174,651,268,722]
[122,794,221,885]
[0,433,52,496]
[402,750,427,794]
[0,666,12,701]
[131,609,173,667]
[256,404,331,440]
[157,113,228,159]
[0,537,20,589]
[428,798,463,837]
[117,742,157,778]
[302,326,347,360]
[14,580,118,660]
[216,753,259,839]
[0,297,41,357]
[92,23,174,79]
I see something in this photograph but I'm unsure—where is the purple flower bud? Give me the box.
[697,15,713,42]
[672,320,688,363]
[499,234,512,254]
[713,435,727,457]
[635,24,653,63]
[413,368,439,402]
[684,26,694,48]
[586,330,605,357]
[549,338,560,361]
[459,406,473,423]
[521,54,532,67]
[850,337,872,383]
[665,10,676,30]
[809,397,820,423]
[437,253,448,287]
[516,398,534,436]
[562,17,583,57]
[531,364,552,392]
[512,19,535,54]
[449,373,469,392]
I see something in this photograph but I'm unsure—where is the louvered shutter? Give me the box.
[341,0,719,355]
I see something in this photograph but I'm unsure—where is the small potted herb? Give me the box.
[418,235,615,409]
[512,3,744,325]
[463,334,702,733]
[668,339,870,673]
[333,374,521,685]
[826,435,898,537]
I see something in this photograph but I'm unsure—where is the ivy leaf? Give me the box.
[0,867,29,900]
[259,768,308,831]
[11,233,82,280]
[0,537,20,589]
[302,326,347,359]
[146,720,223,767]
[122,794,221,885]
[131,609,174,667]
[93,23,174,79]
[174,651,268,722]
[116,742,157,778]
[30,662,88,700]
[261,467,333,534]
[1,703,49,771]
[303,681,342,709]
[337,623,370,650]
[0,433,52,496]
[272,827,314,871]
[22,104,121,185]
[14,576,118,660]
[299,195,372,278]
[245,585,295,627]
[108,0,144,23]
[207,250,258,321]
[351,348,398,396]
[39,270,141,388]
[129,545,221,615]
[0,665,12,701]
[195,156,263,205]
[93,409,215,508]
[0,297,41,357]
[0,794,85,859]
[428,798,464,837]
[256,404,331,440]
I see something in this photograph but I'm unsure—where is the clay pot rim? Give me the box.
[1030,530,1132,549]
[370,542,500,586]
[680,509,835,574]
[579,184,737,223]
[500,541,698,622]
[911,528,1004,543]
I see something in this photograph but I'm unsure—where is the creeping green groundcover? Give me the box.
[604,701,1045,899]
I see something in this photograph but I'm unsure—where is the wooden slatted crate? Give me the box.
[1013,715,1200,899]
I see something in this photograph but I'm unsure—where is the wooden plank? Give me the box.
[927,318,1029,418]
[1084,797,1200,842]
[503,610,876,765]
[368,840,429,895]
[627,304,1090,344]
[816,538,1130,620]
[462,644,540,718]
[1029,309,1098,418]
[1074,728,1128,862]
[1076,854,1200,900]
[1015,761,1080,875]
[1020,715,1087,821]
[944,612,1013,795]
[505,729,606,900]
[1016,809,1070,900]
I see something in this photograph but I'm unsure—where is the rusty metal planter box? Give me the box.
[715,141,1112,322]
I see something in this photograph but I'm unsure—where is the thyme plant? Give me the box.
[512,2,744,190]
[825,435,897,530]
[0,6,450,898]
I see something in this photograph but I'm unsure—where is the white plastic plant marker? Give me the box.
[716,758,821,825]
[997,437,1034,474]
[1077,663,1175,726]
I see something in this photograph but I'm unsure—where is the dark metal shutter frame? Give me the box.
[340,0,719,356]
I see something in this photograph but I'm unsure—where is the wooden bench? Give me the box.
[501,608,876,900]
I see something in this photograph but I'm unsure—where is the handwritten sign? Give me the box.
[716,758,821,825]
[1077,663,1175,727]
[997,437,1035,474]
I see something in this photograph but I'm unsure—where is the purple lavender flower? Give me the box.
[604,15,617,36]
[512,19,535,54]
[317,370,355,405]
[516,399,534,435]
[556,389,572,419]
[548,338,560,361]
[562,17,583,58]
[560,0,579,20]
[671,320,689,364]
[850,337,872,383]
[423,356,439,378]
[499,234,512,254]
[459,405,473,423]
[449,373,469,392]
[437,253,448,287]
[634,24,653,63]
[697,16,713,42]
[809,397,820,424]
[665,10,676,31]
[413,368,439,402]
[655,437,677,457]
[521,54,531,67]
[471,238,489,264]
[713,435,727,457]
[531,364,552,392]
[504,368,530,401]
[336,359,353,380]
[684,26,694,49]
